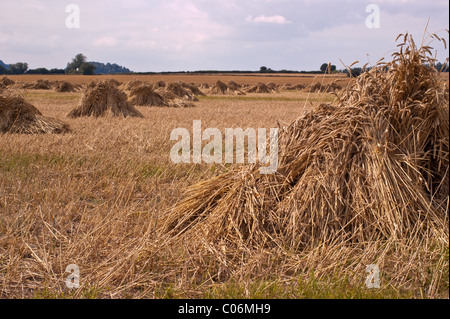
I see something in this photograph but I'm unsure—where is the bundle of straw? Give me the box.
[210,80,245,95]
[165,82,199,101]
[23,79,52,90]
[0,76,15,87]
[0,93,70,134]
[160,33,449,253]
[54,81,78,93]
[245,82,274,93]
[128,84,167,107]
[68,80,143,118]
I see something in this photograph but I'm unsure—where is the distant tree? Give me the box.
[320,63,336,73]
[26,68,50,75]
[0,64,9,75]
[49,68,66,74]
[27,68,67,75]
[260,66,268,73]
[66,53,86,73]
[89,61,131,74]
[66,53,96,75]
[435,61,449,72]
[0,60,8,68]
[0,60,9,74]
[80,63,96,75]
[343,67,362,77]
[9,62,28,74]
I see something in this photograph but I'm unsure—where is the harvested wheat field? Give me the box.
[9,73,352,88]
[0,32,448,300]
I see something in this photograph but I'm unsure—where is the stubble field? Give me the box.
[0,72,448,299]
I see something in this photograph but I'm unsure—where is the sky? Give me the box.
[0,0,448,72]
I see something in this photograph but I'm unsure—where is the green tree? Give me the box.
[66,53,86,73]
[9,62,28,74]
[320,63,337,73]
[260,66,268,73]
[26,68,50,75]
[66,54,96,75]
[0,64,8,75]
[80,63,96,75]
[49,68,66,74]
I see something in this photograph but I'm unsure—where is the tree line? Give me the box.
[1,55,448,76]
[0,54,132,75]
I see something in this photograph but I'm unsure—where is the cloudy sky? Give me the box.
[0,0,448,72]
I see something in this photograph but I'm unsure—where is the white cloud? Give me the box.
[0,32,10,45]
[246,15,291,24]
[120,0,149,9]
[94,37,119,47]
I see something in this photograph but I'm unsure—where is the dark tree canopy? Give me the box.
[320,63,336,73]
[89,62,131,74]
[26,68,66,75]
[9,62,28,74]
[0,64,8,75]
[66,53,96,75]
[66,53,87,72]
[80,63,96,75]
[320,63,328,73]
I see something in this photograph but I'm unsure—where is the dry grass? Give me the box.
[0,33,448,299]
